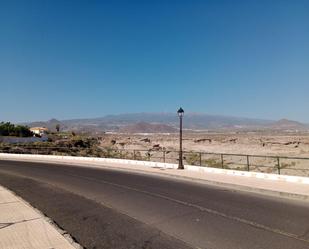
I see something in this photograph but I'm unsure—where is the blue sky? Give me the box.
[1,0,309,122]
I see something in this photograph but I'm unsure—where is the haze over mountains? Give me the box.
[23,113,309,133]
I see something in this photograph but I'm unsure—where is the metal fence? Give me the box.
[1,146,309,177]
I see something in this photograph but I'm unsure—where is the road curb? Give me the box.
[0,184,83,249]
[1,153,309,202]
[2,153,309,184]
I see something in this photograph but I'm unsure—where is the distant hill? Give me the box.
[119,122,177,133]
[25,119,64,132]
[269,119,308,130]
[62,113,273,130]
[22,113,309,133]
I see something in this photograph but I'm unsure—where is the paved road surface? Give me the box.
[0,160,309,249]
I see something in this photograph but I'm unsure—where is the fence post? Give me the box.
[277,157,281,175]
[246,155,250,171]
[199,152,202,166]
[163,150,166,163]
[221,154,224,169]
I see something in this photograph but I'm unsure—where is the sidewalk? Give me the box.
[1,153,309,201]
[0,185,78,249]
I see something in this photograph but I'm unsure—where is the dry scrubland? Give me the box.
[2,131,309,176]
[100,132,309,156]
[100,132,309,176]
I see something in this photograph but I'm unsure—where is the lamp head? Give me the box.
[177,107,184,117]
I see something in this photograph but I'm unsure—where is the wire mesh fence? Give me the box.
[1,146,309,177]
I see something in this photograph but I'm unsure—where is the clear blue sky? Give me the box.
[1,0,309,122]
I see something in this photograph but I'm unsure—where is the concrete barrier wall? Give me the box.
[1,153,309,185]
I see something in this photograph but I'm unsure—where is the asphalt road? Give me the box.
[1,160,309,249]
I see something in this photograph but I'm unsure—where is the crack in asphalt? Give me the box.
[140,231,162,249]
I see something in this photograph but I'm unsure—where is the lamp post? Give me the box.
[177,107,184,169]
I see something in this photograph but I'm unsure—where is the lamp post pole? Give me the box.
[177,107,184,169]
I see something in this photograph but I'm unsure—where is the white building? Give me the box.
[29,127,49,136]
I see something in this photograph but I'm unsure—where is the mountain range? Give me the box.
[22,113,309,133]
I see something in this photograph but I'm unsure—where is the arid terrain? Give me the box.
[100,132,309,157]
[99,132,309,176]
[13,113,309,176]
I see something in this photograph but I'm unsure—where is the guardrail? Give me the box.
[1,146,309,177]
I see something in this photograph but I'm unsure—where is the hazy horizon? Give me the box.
[6,111,307,125]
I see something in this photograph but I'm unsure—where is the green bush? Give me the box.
[0,122,33,137]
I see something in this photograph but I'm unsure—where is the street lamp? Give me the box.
[177,107,184,169]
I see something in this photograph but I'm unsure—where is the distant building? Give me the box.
[29,127,49,136]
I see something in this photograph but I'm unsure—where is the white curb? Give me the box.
[0,153,309,185]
